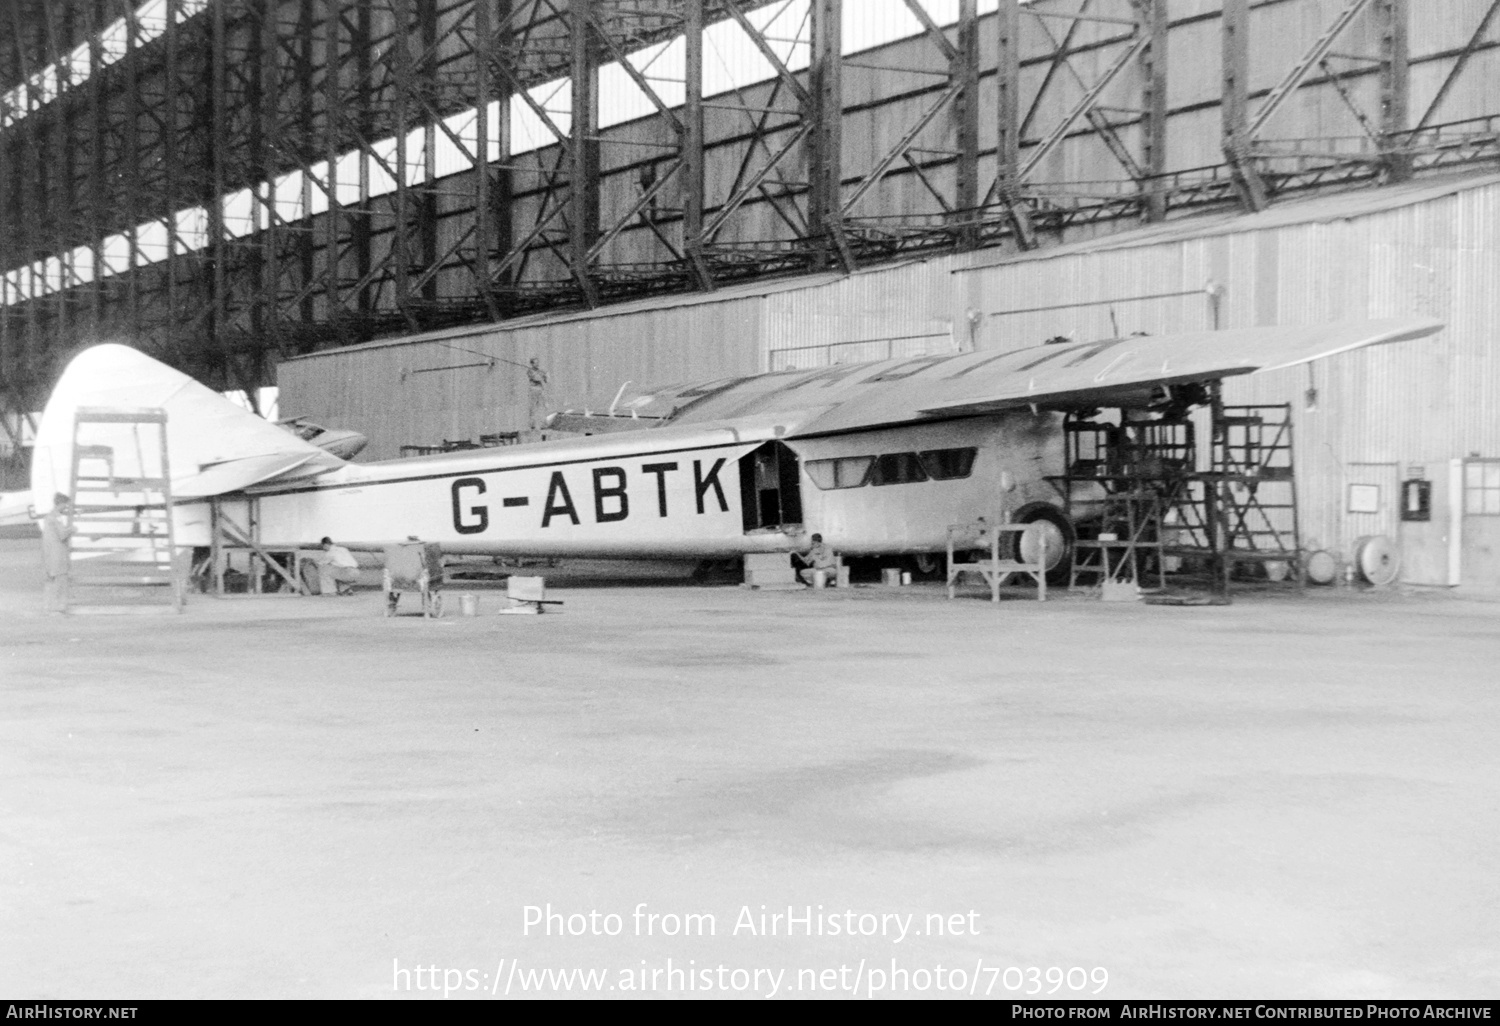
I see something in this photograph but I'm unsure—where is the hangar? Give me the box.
[5,0,1500,1002]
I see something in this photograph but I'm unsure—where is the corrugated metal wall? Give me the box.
[281,261,969,459]
[763,257,960,365]
[1223,192,1500,559]
[281,292,767,460]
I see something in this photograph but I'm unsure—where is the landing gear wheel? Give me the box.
[1010,503,1076,586]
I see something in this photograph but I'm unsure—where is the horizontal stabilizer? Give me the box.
[175,452,329,498]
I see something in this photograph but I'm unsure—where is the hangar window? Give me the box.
[1464,461,1500,515]
[805,456,874,490]
[871,452,929,486]
[918,447,977,480]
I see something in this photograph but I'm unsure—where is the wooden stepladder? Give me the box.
[945,513,1049,603]
[65,407,184,613]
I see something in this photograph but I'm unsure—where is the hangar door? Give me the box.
[1461,460,1500,588]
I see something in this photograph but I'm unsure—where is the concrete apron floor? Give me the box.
[2,538,1498,1000]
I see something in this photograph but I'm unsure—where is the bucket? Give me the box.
[460,593,479,616]
[901,571,913,586]
[811,569,829,589]
[881,568,902,586]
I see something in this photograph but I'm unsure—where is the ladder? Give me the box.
[1069,488,1166,593]
[1158,399,1303,589]
[64,407,184,613]
[1212,404,1301,565]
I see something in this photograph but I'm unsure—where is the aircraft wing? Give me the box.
[600,317,1442,437]
[916,317,1442,418]
[787,317,1443,435]
[31,343,344,511]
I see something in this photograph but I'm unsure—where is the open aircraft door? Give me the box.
[739,441,803,533]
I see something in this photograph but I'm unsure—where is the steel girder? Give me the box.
[3,1,1500,400]
[1220,0,1414,212]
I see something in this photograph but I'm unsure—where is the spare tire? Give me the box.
[1353,535,1401,587]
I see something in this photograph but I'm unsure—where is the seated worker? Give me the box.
[793,533,839,585]
[315,536,360,596]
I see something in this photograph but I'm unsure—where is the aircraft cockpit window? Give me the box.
[870,452,929,487]
[918,447,977,480]
[804,456,874,490]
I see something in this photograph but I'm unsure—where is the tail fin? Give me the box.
[31,344,343,512]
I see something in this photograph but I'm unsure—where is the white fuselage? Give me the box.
[173,410,1064,557]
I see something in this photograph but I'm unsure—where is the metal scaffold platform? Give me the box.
[1051,385,1302,599]
[1167,398,1302,590]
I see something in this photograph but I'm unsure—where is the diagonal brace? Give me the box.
[1021,32,1150,180]
[1246,0,1374,139]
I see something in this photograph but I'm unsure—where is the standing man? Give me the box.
[315,536,360,596]
[526,357,549,432]
[40,493,74,613]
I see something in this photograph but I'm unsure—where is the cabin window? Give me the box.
[919,447,977,480]
[806,449,975,490]
[870,452,929,486]
[804,456,874,490]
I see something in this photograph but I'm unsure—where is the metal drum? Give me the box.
[1305,550,1338,585]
